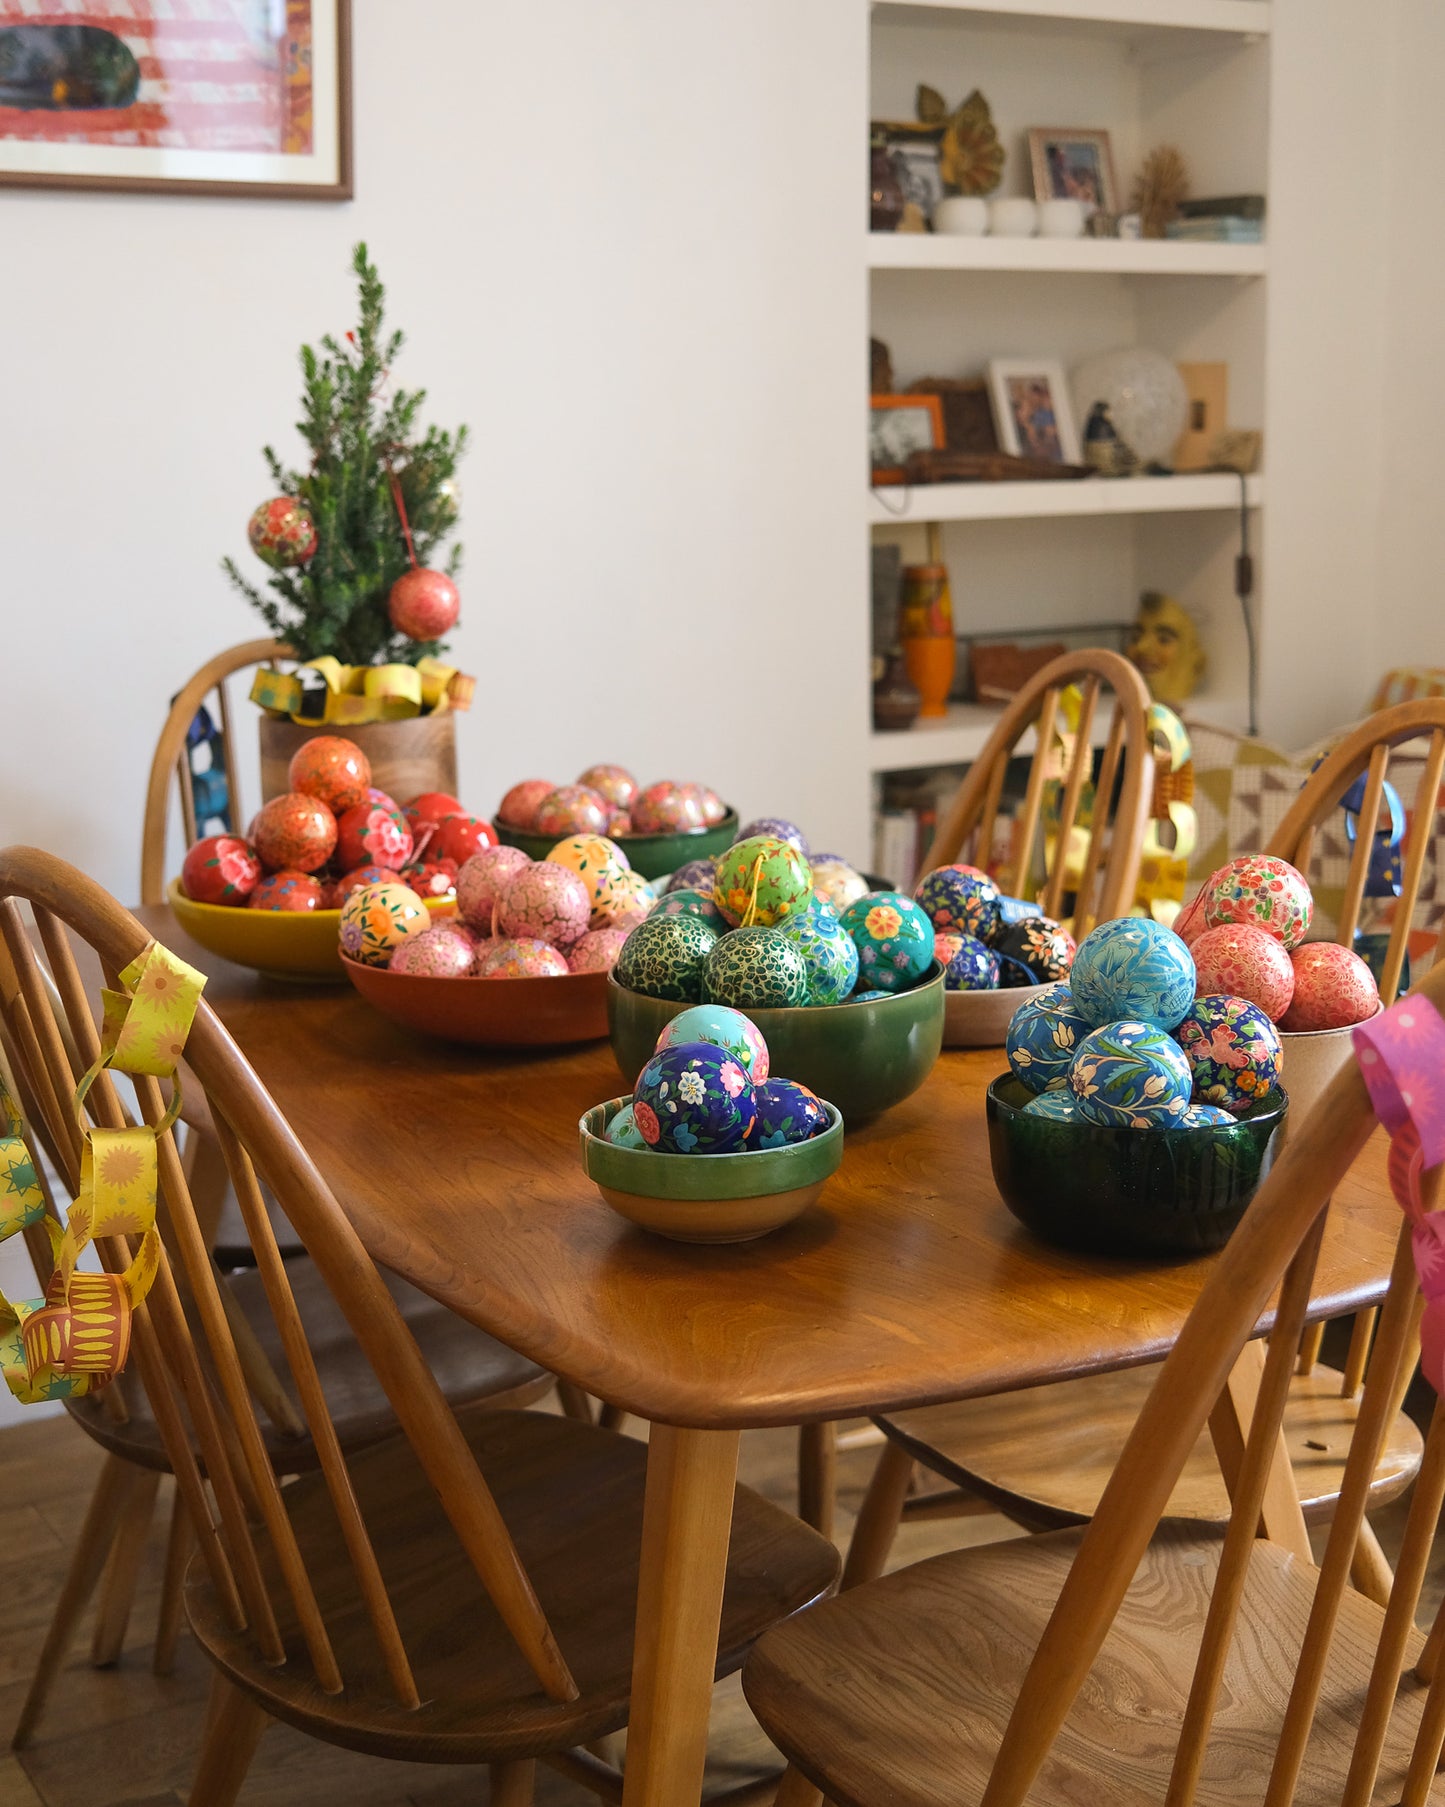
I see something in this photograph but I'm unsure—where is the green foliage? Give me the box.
[223,243,468,667]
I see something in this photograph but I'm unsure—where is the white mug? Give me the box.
[933,195,989,236]
[1038,198,1085,239]
[989,197,1038,238]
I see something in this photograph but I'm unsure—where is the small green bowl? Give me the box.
[607,962,945,1123]
[496,810,740,882]
[987,1074,1288,1258]
[579,1096,843,1242]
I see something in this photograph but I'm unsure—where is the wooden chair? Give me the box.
[0,846,840,1804]
[843,698,1445,1591]
[747,962,1445,1807]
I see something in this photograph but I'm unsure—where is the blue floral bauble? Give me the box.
[1180,1102,1237,1127]
[665,858,719,895]
[1069,917,1196,1031]
[840,891,935,993]
[633,1042,756,1153]
[747,1079,829,1148]
[776,899,860,1005]
[914,864,1001,942]
[849,989,892,1003]
[942,934,999,992]
[605,1103,653,1149]
[994,917,1076,988]
[1021,1089,1085,1122]
[650,887,727,931]
[655,1004,770,1080]
[1069,1020,1192,1128]
[1173,994,1282,1116]
[736,816,809,856]
[1005,985,1094,1093]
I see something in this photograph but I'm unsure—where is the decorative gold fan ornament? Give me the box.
[918,84,1005,197]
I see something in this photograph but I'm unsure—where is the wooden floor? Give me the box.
[0,1412,1015,1807]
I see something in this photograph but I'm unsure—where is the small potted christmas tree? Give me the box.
[225,242,470,801]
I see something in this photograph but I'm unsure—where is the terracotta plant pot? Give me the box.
[259,711,458,807]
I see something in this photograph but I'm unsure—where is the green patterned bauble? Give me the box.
[702,926,808,1008]
[775,897,860,1005]
[614,913,718,1002]
[713,835,813,928]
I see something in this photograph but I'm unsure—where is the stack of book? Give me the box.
[1165,194,1265,245]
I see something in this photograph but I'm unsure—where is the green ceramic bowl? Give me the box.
[986,1074,1288,1258]
[579,1096,843,1242]
[496,810,739,882]
[606,962,945,1123]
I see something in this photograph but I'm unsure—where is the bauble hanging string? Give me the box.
[384,458,460,642]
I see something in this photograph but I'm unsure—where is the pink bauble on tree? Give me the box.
[248,497,317,569]
[389,567,460,640]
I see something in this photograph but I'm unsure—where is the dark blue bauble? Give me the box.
[994,916,1076,988]
[747,1079,829,1148]
[942,934,1000,991]
[666,857,719,895]
[914,864,1001,942]
[633,1042,756,1153]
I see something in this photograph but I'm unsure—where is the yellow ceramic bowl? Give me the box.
[167,879,453,982]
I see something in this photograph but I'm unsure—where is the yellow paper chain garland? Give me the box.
[0,942,205,1406]
[251,654,474,726]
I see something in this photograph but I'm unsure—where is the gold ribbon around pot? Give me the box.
[250,654,474,725]
[0,942,205,1406]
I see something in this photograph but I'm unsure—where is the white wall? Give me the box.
[1,0,870,900]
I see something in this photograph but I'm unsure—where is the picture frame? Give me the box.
[0,0,352,199]
[869,393,944,485]
[870,121,943,228]
[1027,128,1117,217]
[986,360,1081,465]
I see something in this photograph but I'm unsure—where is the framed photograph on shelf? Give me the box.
[1027,128,1117,217]
[869,393,944,485]
[0,0,352,198]
[986,360,1081,465]
[870,121,943,227]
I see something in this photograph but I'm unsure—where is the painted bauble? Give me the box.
[942,934,1001,993]
[592,867,657,931]
[388,923,476,979]
[1279,943,1381,1032]
[251,792,337,874]
[811,857,869,915]
[914,864,1001,943]
[1070,1021,1192,1128]
[656,1005,770,1082]
[339,882,428,965]
[699,789,728,827]
[615,914,719,1002]
[334,799,413,873]
[994,918,1077,991]
[649,888,726,932]
[633,1043,755,1153]
[534,786,611,839]
[577,765,639,813]
[934,932,965,967]
[610,813,634,835]
[405,791,466,834]
[850,989,892,1004]
[1173,995,1283,1115]
[248,871,323,912]
[499,860,590,949]
[1173,888,1212,948]
[702,927,809,1009]
[775,902,860,1005]
[388,567,460,640]
[605,1104,652,1150]
[400,857,459,901]
[334,864,393,903]
[713,835,813,929]
[1069,917,1195,1030]
[840,892,935,994]
[366,786,405,815]
[748,1080,829,1148]
[247,496,317,568]
[1021,1089,1085,1122]
[632,781,700,835]
[497,780,555,830]
[667,858,719,896]
[456,845,531,932]
[1006,985,1093,1093]
[547,835,630,914]
[430,813,497,867]
[1191,924,1295,1023]
[736,817,809,856]
[181,836,261,906]
[1181,1102,1237,1127]
[476,938,569,979]
[287,736,371,815]
[1204,856,1313,951]
[566,928,630,974]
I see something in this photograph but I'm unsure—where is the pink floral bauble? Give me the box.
[475,937,569,979]
[388,923,476,979]
[577,764,638,813]
[534,785,610,838]
[496,780,555,829]
[1279,942,1381,1032]
[334,800,413,872]
[1203,855,1313,950]
[1190,923,1296,1022]
[632,780,699,835]
[457,845,533,932]
[1173,887,1212,947]
[565,928,630,973]
[498,859,591,949]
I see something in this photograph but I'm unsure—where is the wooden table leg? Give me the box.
[622,1423,741,1807]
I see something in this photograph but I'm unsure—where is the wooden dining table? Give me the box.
[138,906,1403,1807]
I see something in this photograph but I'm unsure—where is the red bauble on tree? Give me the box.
[389,567,460,641]
[247,497,317,570]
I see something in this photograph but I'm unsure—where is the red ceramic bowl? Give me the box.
[340,953,609,1046]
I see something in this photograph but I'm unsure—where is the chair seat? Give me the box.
[878,1361,1423,1529]
[68,1260,550,1472]
[745,1522,1429,1807]
[187,1405,841,1764]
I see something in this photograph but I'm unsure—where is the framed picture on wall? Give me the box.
[869,393,944,485]
[986,359,1081,465]
[1027,128,1117,217]
[0,0,352,198]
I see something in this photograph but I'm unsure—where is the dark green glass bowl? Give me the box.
[986,1074,1289,1257]
[607,962,945,1123]
[496,810,739,882]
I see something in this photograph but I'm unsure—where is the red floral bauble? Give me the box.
[251,793,337,874]
[431,812,498,865]
[249,871,324,912]
[1279,942,1381,1032]
[401,856,460,900]
[388,567,460,640]
[248,497,317,569]
[334,801,414,872]
[287,735,371,814]
[1190,923,1295,1022]
[497,780,556,829]
[181,835,261,906]
[404,791,466,833]
[333,864,393,902]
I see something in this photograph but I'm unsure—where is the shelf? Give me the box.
[868,234,1266,276]
[869,472,1263,525]
[871,0,1269,40]
[870,699,1115,772]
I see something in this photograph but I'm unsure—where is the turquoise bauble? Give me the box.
[776,898,860,1005]
[840,891,935,994]
[1069,917,1196,1031]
